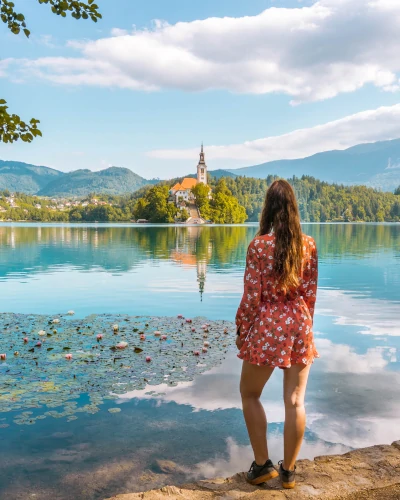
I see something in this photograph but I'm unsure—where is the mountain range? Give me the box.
[229,138,400,191]
[1,139,399,196]
[0,161,152,196]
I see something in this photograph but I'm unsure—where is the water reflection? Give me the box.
[0,223,399,499]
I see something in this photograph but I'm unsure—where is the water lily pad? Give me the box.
[0,312,234,425]
[108,408,121,413]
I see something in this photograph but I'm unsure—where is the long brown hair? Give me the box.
[258,179,303,292]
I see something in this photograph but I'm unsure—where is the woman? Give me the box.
[235,179,318,489]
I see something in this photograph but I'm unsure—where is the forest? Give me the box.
[0,174,399,223]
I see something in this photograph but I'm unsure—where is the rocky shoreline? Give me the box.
[106,441,400,499]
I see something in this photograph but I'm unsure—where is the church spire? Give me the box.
[197,143,207,184]
[199,142,205,163]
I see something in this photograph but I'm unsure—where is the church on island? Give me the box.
[169,144,209,206]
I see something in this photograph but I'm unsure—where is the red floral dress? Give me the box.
[236,232,319,369]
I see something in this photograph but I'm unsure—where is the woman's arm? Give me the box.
[235,239,262,341]
[302,241,318,321]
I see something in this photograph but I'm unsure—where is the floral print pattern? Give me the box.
[236,232,319,369]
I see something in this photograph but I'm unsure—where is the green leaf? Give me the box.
[23,28,30,37]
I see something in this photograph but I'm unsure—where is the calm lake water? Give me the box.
[1,223,399,499]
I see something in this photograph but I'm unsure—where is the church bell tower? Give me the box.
[197,143,207,185]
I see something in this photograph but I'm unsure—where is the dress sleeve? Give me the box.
[301,240,318,321]
[235,240,261,340]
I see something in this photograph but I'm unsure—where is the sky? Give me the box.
[1,0,400,179]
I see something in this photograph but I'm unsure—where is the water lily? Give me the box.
[14,351,19,356]
[35,342,42,347]
[53,329,57,334]
[154,331,161,336]
[146,356,152,362]
[52,318,60,324]
[0,353,6,360]
[112,324,119,332]
[201,324,207,329]
[191,327,196,332]
[177,314,183,319]
[193,350,200,356]
[96,334,103,341]
[38,330,46,336]
[204,341,210,347]
[140,334,146,341]
[23,337,28,343]
[65,353,73,360]
[116,341,128,349]
[161,335,167,340]
[202,347,208,353]
[67,310,75,316]
[186,318,192,324]
[224,327,229,334]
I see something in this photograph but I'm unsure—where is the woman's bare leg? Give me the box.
[240,360,275,465]
[283,363,311,470]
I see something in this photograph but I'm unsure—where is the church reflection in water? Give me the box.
[170,226,212,301]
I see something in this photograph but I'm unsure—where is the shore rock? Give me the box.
[106,441,400,499]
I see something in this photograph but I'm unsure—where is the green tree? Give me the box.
[0,0,102,143]
[395,185,400,196]
[133,185,178,223]
[192,183,212,219]
[177,208,190,221]
[192,183,211,206]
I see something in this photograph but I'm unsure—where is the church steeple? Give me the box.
[197,259,207,302]
[197,143,207,185]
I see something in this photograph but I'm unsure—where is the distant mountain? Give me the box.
[0,160,63,194]
[208,169,237,179]
[185,169,237,180]
[230,139,400,191]
[0,161,153,196]
[38,166,150,197]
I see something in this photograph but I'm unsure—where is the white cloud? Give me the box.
[110,28,129,37]
[316,338,389,373]
[317,288,400,337]
[0,59,12,78]
[148,104,400,162]
[3,0,400,102]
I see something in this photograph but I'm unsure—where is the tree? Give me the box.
[177,208,190,221]
[395,185,400,196]
[133,185,178,223]
[0,0,102,143]
[192,183,211,206]
[192,182,212,219]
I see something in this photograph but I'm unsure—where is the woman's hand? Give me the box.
[236,333,244,350]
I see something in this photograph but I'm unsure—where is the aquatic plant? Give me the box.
[0,313,233,426]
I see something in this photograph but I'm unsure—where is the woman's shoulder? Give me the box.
[302,233,316,246]
[250,232,274,246]
[302,234,317,259]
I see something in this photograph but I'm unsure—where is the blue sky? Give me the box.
[1,0,400,178]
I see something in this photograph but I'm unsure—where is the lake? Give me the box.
[0,223,399,499]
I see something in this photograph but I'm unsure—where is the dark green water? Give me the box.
[0,223,399,499]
